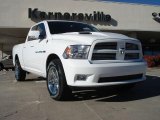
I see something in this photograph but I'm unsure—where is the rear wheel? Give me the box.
[15,59,26,81]
[47,59,72,101]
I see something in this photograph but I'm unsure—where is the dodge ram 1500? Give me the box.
[13,20,147,100]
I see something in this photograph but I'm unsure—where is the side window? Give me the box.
[31,25,38,31]
[37,23,46,39]
[27,25,38,41]
[27,23,46,41]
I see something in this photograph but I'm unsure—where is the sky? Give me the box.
[103,0,160,6]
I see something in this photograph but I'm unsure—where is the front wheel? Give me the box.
[47,59,72,101]
[15,59,26,81]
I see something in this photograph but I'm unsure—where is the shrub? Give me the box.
[154,55,160,66]
[144,55,160,67]
[144,56,155,67]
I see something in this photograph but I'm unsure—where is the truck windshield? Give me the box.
[47,21,99,34]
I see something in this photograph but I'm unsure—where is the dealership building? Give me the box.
[0,0,160,60]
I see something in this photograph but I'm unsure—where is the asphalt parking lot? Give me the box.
[0,69,160,120]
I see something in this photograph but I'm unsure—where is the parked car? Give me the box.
[0,55,14,71]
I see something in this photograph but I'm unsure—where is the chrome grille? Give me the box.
[126,43,139,50]
[125,53,139,60]
[91,42,117,60]
[94,42,117,50]
[91,41,141,61]
[125,43,140,60]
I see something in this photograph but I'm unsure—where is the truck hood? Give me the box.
[51,32,137,45]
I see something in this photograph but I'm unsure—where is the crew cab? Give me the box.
[13,20,147,100]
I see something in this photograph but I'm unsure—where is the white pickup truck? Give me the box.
[13,20,147,100]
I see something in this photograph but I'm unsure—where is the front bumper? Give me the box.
[62,60,147,87]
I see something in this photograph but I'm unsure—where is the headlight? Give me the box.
[63,45,90,59]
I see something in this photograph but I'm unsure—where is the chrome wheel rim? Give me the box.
[48,66,59,96]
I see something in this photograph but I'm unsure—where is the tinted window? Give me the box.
[48,21,99,34]
[28,23,46,41]
[38,23,46,38]
[31,25,38,31]
[28,25,38,41]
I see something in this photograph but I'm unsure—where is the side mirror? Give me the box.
[28,30,40,41]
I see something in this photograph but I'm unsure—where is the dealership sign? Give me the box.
[28,8,111,22]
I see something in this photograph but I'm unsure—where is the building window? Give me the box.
[142,39,160,55]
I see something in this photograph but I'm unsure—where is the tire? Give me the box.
[47,59,72,101]
[0,64,3,71]
[15,59,26,81]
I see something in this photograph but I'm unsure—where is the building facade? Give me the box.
[0,0,160,59]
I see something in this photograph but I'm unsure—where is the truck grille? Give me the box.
[92,42,117,60]
[126,43,139,50]
[94,42,117,50]
[91,41,140,61]
[92,53,116,60]
[125,53,139,60]
[98,74,143,83]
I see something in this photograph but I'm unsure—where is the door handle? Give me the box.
[30,46,34,47]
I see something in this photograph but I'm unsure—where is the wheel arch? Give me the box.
[46,54,71,100]
[46,54,62,72]
[14,54,24,67]
[15,54,19,61]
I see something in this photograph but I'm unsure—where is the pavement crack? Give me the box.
[83,101,104,120]
[0,110,18,120]
[0,101,42,120]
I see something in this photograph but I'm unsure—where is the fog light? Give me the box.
[76,74,87,81]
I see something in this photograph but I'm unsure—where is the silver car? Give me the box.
[0,55,14,71]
